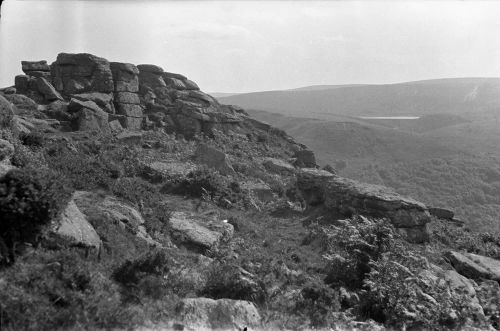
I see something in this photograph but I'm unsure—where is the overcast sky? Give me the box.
[1,0,500,93]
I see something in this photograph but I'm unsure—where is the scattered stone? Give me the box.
[194,143,235,175]
[54,199,102,248]
[241,181,275,203]
[168,211,234,254]
[140,161,197,183]
[175,298,261,331]
[445,251,500,282]
[109,120,124,134]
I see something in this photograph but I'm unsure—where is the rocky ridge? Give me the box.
[0,53,499,330]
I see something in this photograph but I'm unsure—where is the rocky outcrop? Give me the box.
[168,211,234,254]
[429,207,454,220]
[175,298,261,331]
[262,157,295,174]
[294,149,316,168]
[111,62,143,130]
[54,199,102,248]
[51,53,113,95]
[445,251,500,282]
[297,169,432,243]
[194,143,235,175]
[9,53,249,136]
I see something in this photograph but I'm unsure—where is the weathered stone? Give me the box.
[115,130,143,143]
[194,143,235,175]
[51,53,113,95]
[114,92,140,104]
[2,87,16,95]
[115,103,142,116]
[109,120,124,134]
[119,116,142,130]
[184,79,200,90]
[55,199,101,248]
[44,100,72,122]
[163,71,187,80]
[22,60,50,73]
[429,207,454,220]
[445,251,500,282]
[26,71,51,79]
[297,169,431,243]
[3,94,38,113]
[0,139,14,161]
[0,95,14,128]
[175,298,261,331]
[294,149,316,168]
[140,161,197,183]
[68,99,110,133]
[71,92,115,114]
[14,75,30,91]
[137,64,164,74]
[110,62,140,93]
[263,157,295,174]
[164,77,186,90]
[36,77,63,101]
[168,212,233,254]
[241,181,275,203]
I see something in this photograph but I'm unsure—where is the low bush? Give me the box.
[200,263,267,304]
[0,249,142,331]
[113,249,171,300]
[295,280,341,328]
[0,168,72,264]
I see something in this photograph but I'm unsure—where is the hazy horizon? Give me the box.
[1,0,500,93]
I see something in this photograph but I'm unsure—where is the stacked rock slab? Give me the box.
[12,52,247,135]
[111,62,143,130]
[297,168,432,243]
[15,60,61,102]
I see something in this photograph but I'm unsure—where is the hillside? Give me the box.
[220,78,500,120]
[1,54,500,331]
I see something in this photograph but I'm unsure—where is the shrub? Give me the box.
[113,249,171,300]
[165,168,250,209]
[323,219,395,289]
[20,131,45,148]
[295,280,341,328]
[364,249,482,330]
[200,263,267,304]
[0,249,142,330]
[0,168,72,264]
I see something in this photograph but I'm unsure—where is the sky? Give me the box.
[1,0,500,93]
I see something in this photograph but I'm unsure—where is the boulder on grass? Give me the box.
[194,143,235,175]
[445,251,500,282]
[54,199,101,248]
[175,298,261,331]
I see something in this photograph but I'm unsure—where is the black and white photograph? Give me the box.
[1,0,500,330]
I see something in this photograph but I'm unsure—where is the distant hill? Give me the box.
[247,109,459,171]
[220,78,500,120]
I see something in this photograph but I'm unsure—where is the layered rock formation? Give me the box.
[297,168,432,243]
[10,53,247,137]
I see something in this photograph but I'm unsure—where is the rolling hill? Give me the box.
[219,78,500,121]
